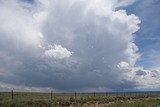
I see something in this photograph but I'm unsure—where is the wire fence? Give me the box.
[0,90,160,101]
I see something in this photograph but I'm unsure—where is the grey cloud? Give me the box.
[136,70,147,76]
[150,70,160,78]
[1,0,155,92]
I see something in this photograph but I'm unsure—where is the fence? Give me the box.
[0,90,160,101]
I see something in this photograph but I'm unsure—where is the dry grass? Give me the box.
[0,92,160,107]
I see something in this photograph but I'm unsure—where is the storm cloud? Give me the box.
[0,0,159,92]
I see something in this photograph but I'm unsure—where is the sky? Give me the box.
[0,0,160,92]
[126,0,160,69]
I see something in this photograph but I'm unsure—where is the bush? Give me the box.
[70,97,75,102]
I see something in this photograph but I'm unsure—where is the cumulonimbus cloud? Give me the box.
[0,0,159,92]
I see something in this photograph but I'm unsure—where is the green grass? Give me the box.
[0,92,160,107]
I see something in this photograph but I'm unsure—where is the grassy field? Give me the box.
[0,92,160,107]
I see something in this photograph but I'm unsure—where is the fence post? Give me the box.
[75,92,77,100]
[106,92,108,97]
[51,90,53,100]
[11,90,13,100]
[116,91,118,97]
[94,92,95,97]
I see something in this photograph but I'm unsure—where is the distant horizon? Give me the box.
[1,90,160,94]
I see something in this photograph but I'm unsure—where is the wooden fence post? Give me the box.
[106,92,108,97]
[75,92,77,100]
[11,90,13,100]
[94,92,95,97]
[116,91,118,97]
[51,90,53,100]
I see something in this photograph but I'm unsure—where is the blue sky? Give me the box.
[0,0,160,92]
[126,0,160,69]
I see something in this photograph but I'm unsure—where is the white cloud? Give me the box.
[0,1,44,54]
[45,45,72,59]
[114,0,137,8]
[118,61,130,69]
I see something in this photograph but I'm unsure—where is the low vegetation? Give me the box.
[0,92,160,107]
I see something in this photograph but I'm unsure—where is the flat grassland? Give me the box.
[0,92,160,107]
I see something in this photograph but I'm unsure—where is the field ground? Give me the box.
[0,92,160,107]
